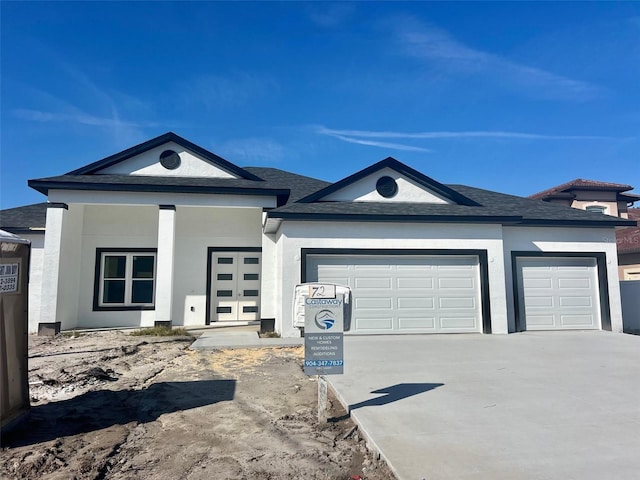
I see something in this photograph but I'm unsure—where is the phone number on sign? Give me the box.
[304,360,344,367]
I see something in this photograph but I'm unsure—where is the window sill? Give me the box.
[93,305,156,312]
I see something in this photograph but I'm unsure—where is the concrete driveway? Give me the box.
[328,331,640,480]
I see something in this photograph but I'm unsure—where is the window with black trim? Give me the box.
[95,250,156,308]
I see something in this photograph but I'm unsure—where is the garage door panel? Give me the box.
[437,263,474,271]
[523,278,552,288]
[438,277,475,289]
[308,254,482,334]
[397,264,435,271]
[355,297,393,309]
[439,297,476,309]
[355,277,392,288]
[398,317,436,329]
[527,315,555,327]
[561,314,595,326]
[356,317,394,330]
[559,296,592,307]
[557,265,590,271]
[517,257,600,331]
[440,316,477,329]
[398,297,434,309]
[397,277,434,289]
[558,278,591,289]
[525,296,553,307]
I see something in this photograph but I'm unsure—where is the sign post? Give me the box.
[303,284,345,423]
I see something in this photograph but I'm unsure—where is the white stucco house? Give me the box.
[2,132,635,336]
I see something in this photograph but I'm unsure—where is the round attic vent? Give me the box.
[376,176,398,198]
[159,150,181,170]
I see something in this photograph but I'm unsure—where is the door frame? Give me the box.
[300,248,492,334]
[510,251,611,332]
[205,246,262,325]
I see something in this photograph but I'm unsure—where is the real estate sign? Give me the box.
[304,285,344,375]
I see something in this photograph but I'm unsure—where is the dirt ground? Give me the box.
[1,331,395,480]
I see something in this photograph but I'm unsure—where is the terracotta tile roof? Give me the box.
[530,178,634,200]
[617,208,640,254]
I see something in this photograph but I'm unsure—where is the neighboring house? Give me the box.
[530,180,640,280]
[0,202,47,328]
[2,132,635,336]
[616,208,640,280]
[529,178,640,218]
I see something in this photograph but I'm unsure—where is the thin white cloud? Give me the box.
[316,126,617,141]
[216,137,287,163]
[11,43,154,147]
[391,16,601,101]
[328,134,432,152]
[14,108,154,129]
[53,58,151,145]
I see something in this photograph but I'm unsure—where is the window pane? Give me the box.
[243,306,259,313]
[243,290,259,297]
[132,280,154,303]
[103,279,125,303]
[244,257,259,264]
[104,256,126,278]
[217,273,233,281]
[133,256,154,278]
[216,306,232,313]
[586,206,606,213]
[244,273,259,280]
[217,290,233,297]
[218,257,233,264]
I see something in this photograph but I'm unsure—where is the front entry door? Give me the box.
[211,251,261,321]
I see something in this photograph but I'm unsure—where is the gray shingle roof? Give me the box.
[29,167,332,206]
[243,167,331,203]
[267,184,635,227]
[0,203,48,233]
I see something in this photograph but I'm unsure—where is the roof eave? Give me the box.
[28,179,289,198]
[267,212,522,223]
[266,212,632,227]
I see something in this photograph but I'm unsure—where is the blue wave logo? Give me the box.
[314,309,336,330]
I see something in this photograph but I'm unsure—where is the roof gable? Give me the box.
[297,157,480,206]
[67,132,263,181]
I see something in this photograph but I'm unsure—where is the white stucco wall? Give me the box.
[502,226,622,332]
[323,167,452,203]
[173,206,262,326]
[271,221,509,338]
[98,142,238,178]
[260,230,282,323]
[76,205,159,328]
[39,205,85,331]
[22,233,44,333]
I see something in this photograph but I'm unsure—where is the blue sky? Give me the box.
[2,1,639,209]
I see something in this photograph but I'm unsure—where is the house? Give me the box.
[2,132,635,336]
[614,208,640,280]
[529,180,640,280]
[0,202,47,328]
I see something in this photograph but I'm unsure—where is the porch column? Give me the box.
[38,203,68,332]
[155,205,176,326]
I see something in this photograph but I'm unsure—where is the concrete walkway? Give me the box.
[328,331,640,480]
[190,329,302,350]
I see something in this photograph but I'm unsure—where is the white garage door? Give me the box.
[306,255,483,334]
[516,257,601,330]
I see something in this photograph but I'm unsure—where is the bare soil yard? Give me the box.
[1,331,394,480]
